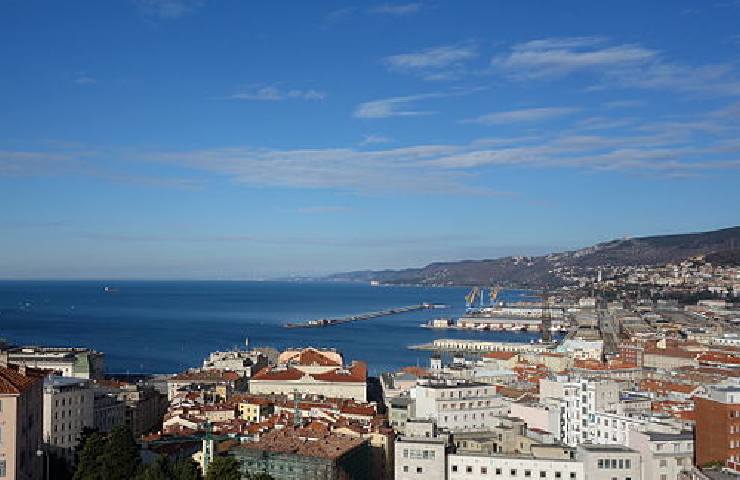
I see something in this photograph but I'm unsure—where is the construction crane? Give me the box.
[465,287,481,310]
[489,287,501,306]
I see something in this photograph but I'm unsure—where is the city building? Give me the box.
[249,359,367,401]
[42,376,95,462]
[413,379,508,432]
[695,384,740,471]
[0,361,45,480]
[230,426,372,479]
[5,346,104,380]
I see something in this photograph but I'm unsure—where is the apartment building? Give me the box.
[42,376,94,461]
[695,384,740,470]
[627,430,693,480]
[414,379,508,432]
[0,362,44,480]
[6,347,104,380]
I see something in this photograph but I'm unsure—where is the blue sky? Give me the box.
[1,0,740,279]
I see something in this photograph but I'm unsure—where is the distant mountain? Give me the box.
[325,226,740,287]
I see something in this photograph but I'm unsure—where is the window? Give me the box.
[403,449,409,458]
[555,473,561,479]
[452,466,458,472]
[598,460,604,469]
[0,459,5,478]
[403,466,409,473]
[467,466,473,473]
[570,474,576,480]
[496,468,502,475]
[618,460,624,469]
[511,470,517,476]
[625,460,631,469]
[659,460,667,467]
[417,467,423,473]
[610,459,617,469]
[525,471,531,478]
[540,472,547,478]
[482,467,488,474]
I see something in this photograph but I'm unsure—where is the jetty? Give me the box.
[283,303,446,329]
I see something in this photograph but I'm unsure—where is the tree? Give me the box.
[73,431,106,480]
[99,426,140,480]
[136,456,203,480]
[205,456,240,480]
[135,456,171,480]
[172,458,203,480]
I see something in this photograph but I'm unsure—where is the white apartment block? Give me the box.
[540,377,621,446]
[627,430,693,480]
[577,444,641,480]
[395,436,448,480]
[448,454,583,480]
[414,379,509,432]
[43,376,94,461]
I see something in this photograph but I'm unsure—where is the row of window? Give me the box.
[442,401,494,409]
[597,459,632,469]
[402,448,436,460]
[438,389,491,399]
[450,465,577,478]
[54,396,86,407]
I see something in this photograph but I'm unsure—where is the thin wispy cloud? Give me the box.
[492,36,740,97]
[463,107,579,125]
[384,43,478,80]
[603,100,644,109]
[74,73,96,85]
[369,3,423,16]
[136,0,206,19]
[354,93,441,118]
[5,103,740,195]
[360,134,393,145]
[354,87,484,118]
[492,36,657,79]
[220,85,327,101]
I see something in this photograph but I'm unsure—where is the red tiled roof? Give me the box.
[312,362,367,383]
[483,352,518,361]
[0,364,45,395]
[400,366,428,378]
[283,348,341,367]
[251,367,306,381]
[640,379,697,395]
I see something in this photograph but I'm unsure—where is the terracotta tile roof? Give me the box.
[170,370,242,382]
[400,366,429,378]
[483,352,518,361]
[639,379,697,395]
[251,366,306,381]
[294,349,342,367]
[312,361,366,383]
[697,352,740,365]
[236,426,367,460]
[0,364,45,395]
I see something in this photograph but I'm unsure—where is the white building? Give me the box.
[627,430,693,480]
[43,376,95,461]
[540,377,621,446]
[201,349,267,377]
[7,346,104,379]
[577,444,641,480]
[414,379,508,432]
[395,419,448,480]
[448,454,583,480]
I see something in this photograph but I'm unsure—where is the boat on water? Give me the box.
[103,286,118,293]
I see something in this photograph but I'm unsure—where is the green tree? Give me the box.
[205,456,239,480]
[136,456,203,480]
[172,458,202,480]
[99,426,140,480]
[136,456,172,480]
[73,431,106,480]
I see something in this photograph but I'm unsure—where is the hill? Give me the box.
[326,226,740,287]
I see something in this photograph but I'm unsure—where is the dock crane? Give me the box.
[465,287,481,310]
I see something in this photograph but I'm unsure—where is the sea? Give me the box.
[0,281,543,376]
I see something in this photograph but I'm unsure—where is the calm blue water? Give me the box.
[0,281,542,375]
